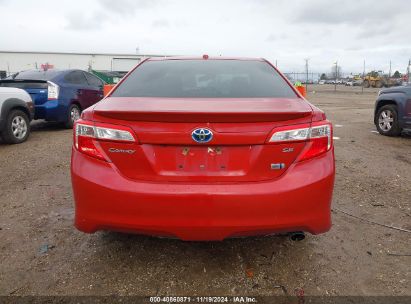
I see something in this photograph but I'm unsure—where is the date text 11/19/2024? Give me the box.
[149,296,257,303]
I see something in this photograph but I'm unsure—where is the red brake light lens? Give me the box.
[268,121,333,161]
[77,135,106,161]
[74,120,136,161]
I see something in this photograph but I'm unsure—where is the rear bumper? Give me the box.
[34,99,66,122]
[71,148,335,241]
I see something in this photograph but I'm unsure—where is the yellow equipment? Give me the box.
[363,75,398,88]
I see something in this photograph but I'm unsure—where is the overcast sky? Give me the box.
[1,0,410,73]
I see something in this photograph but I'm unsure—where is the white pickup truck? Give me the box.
[0,87,34,144]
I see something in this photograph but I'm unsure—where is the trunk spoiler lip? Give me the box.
[94,96,313,111]
[93,113,312,123]
[92,97,313,123]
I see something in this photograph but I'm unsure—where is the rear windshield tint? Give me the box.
[111,60,296,98]
[11,70,61,81]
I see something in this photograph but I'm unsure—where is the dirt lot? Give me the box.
[0,85,410,296]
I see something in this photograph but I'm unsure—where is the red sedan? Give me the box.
[71,57,335,241]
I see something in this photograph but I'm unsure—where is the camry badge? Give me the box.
[191,128,213,143]
[108,148,136,154]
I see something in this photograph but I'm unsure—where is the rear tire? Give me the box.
[363,80,370,88]
[65,104,81,129]
[375,80,383,88]
[376,105,402,136]
[2,110,30,144]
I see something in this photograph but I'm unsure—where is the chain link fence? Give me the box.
[283,72,322,84]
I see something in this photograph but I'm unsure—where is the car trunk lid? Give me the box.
[93,97,312,123]
[92,97,313,182]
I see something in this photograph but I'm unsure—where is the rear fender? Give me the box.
[375,94,404,125]
[50,87,81,122]
[62,86,83,111]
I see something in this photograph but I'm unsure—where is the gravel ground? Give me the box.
[0,84,410,296]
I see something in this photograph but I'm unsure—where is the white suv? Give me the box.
[0,87,34,144]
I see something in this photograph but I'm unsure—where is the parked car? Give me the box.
[345,80,361,86]
[0,87,34,144]
[301,80,313,84]
[0,69,104,128]
[353,80,363,86]
[71,57,335,241]
[318,80,326,85]
[374,85,411,136]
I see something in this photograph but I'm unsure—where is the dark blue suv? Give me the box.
[374,85,411,136]
[0,69,104,128]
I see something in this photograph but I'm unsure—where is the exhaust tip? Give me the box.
[289,231,305,241]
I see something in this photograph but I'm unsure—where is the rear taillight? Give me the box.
[47,81,59,100]
[268,121,332,161]
[74,120,136,161]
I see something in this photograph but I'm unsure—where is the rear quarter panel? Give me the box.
[54,85,74,121]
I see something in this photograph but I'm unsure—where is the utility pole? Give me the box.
[304,58,309,92]
[362,60,365,94]
[408,59,410,85]
[334,61,338,92]
[275,59,278,67]
[389,60,392,78]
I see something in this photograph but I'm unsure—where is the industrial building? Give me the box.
[0,50,167,78]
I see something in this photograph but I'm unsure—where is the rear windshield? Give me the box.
[111,60,296,98]
[10,70,62,81]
